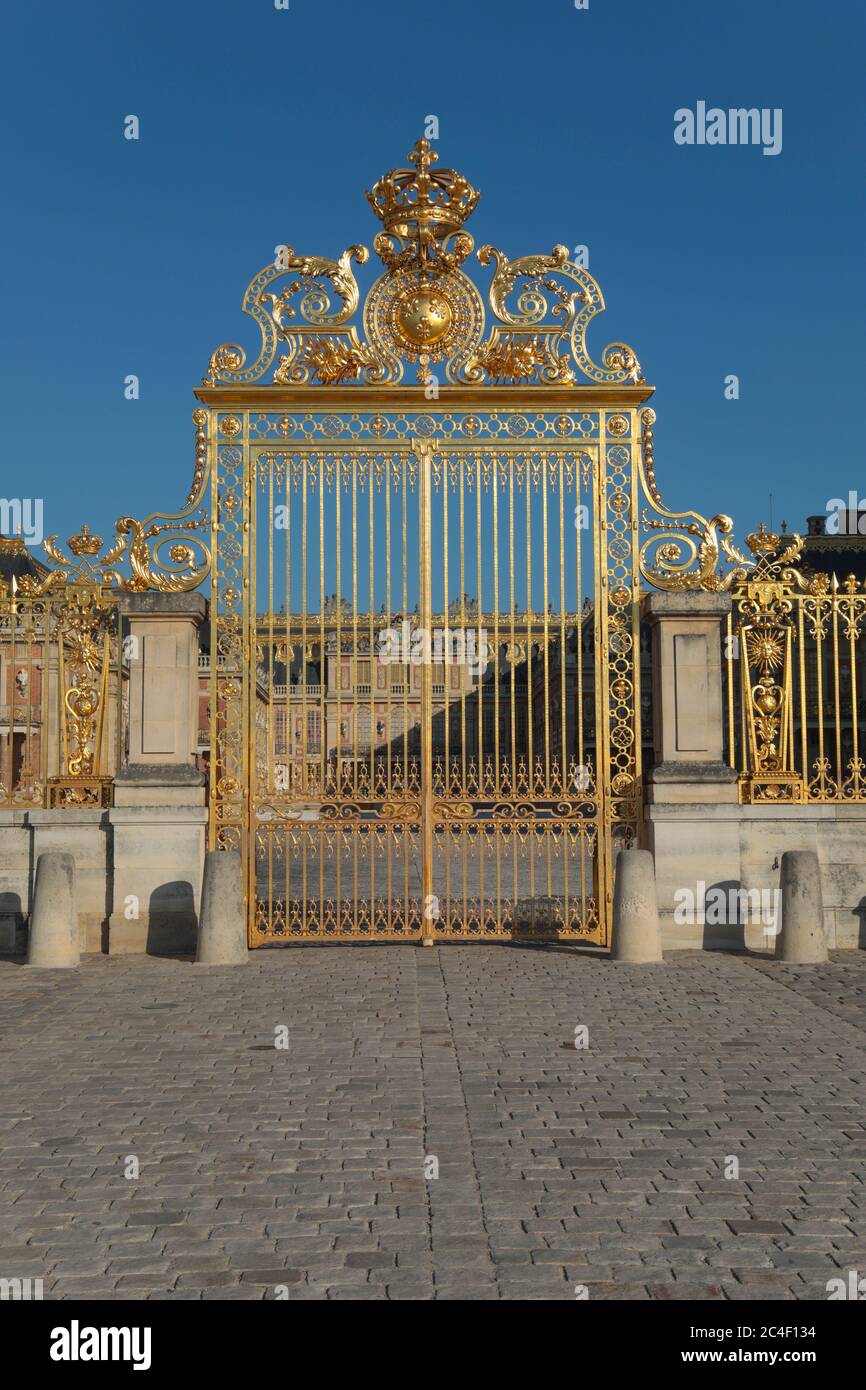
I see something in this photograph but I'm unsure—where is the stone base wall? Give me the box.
[3,800,864,957]
[647,801,866,950]
[0,803,207,956]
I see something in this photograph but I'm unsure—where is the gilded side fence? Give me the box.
[0,539,124,807]
[721,526,866,804]
[0,510,209,808]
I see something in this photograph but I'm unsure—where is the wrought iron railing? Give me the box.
[0,571,124,807]
[721,527,866,803]
[0,452,209,807]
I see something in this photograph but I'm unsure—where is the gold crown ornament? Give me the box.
[366,138,480,274]
[745,522,780,556]
[67,523,103,557]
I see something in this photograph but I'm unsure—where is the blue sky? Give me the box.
[1,0,863,555]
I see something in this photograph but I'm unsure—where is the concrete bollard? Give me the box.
[195,850,248,965]
[610,848,664,963]
[775,850,827,963]
[27,851,79,968]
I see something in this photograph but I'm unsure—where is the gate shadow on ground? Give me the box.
[502,938,609,958]
[146,882,198,959]
[0,890,24,956]
[701,879,747,952]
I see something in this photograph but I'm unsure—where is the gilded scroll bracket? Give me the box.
[201,139,644,392]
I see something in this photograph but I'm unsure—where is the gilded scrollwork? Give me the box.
[638,408,751,591]
[200,139,645,390]
[18,511,209,600]
[16,404,210,598]
[108,517,209,593]
[203,244,370,386]
[55,589,114,778]
[475,243,642,386]
[186,407,209,507]
[727,525,830,805]
[640,512,746,592]
[479,244,577,324]
[262,245,368,328]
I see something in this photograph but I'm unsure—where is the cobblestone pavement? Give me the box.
[0,946,864,1301]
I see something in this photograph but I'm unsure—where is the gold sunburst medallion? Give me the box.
[392,286,454,350]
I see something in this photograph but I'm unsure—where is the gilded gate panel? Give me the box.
[205,403,647,945]
[424,441,603,940]
[249,444,424,940]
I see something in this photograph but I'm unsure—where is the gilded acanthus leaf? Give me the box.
[274,335,381,386]
[478,244,573,323]
[261,244,368,332]
[469,332,575,385]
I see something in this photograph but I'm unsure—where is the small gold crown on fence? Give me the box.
[745,522,780,556]
[67,523,103,557]
[366,138,480,242]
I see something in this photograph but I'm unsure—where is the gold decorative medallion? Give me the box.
[393,287,453,348]
[363,265,484,381]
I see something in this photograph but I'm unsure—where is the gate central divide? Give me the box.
[196,138,733,946]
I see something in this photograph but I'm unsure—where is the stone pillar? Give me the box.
[643,591,734,795]
[642,591,744,949]
[107,592,208,954]
[105,662,126,778]
[121,593,206,770]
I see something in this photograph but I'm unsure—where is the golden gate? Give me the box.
[196,138,734,945]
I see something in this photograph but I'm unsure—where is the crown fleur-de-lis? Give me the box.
[67,523,103,557]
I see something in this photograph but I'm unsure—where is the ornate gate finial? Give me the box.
[365,137,480,273]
